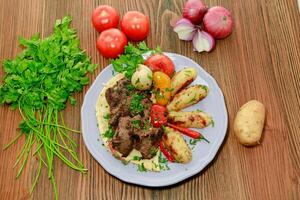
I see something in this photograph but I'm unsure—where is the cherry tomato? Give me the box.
[144,54,175,76]
[121,11,150,41]
[150,104,167,127]
[96,28,127,58]
[92,5,120,33]
[153,71,171,106]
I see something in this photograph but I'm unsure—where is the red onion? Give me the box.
[192,29,215,52]
[173,18,197,41]
[183,0,208,25]
[203,6,234,39]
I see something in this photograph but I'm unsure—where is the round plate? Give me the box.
[81,53,228,187]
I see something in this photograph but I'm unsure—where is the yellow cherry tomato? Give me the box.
[153,71,171,89]
[153,71,171,106]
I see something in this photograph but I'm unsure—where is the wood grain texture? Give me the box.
[0,0,299,199]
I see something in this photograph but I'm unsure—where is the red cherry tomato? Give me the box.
[144,54,175,76]
[96,28,127,58]
[150,104,167,127]
[121,11,150,41]
[92,5,119,32]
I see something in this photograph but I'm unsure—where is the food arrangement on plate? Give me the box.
[95,42,213,171]
[0,0,268,198]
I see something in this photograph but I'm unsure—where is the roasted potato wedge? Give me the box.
[167,85,208,111]
[162,127,192,163]
[171,67,197,97]
[168,110,212,128]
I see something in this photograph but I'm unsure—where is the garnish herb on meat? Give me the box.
[130,94,145,115]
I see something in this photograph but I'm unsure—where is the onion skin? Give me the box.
[183,0,208,25]
[203,6,234,39]
[192,30,215,52]
[173,18,197,41]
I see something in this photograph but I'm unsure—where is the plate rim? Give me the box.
[81,52,228,187]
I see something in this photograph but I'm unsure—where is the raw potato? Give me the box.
[168,110,212,128]
[234,100,266,146]
[131,64,153,90]
[167,85,208,111]
[162,127,192,163]
[171,67,197,97]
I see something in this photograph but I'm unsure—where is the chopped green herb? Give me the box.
[143,120,151,130]
[137,163,147,172]
[189,137,208,146]
[165,88,174,92]
[131,120,141,129]
[158,151,171,171]
[149,147,158,156]
[162,125,166,132]
[121,160,130,165]
[103,127,115,138]
[126,84,135,91]
[135,78,140,84]
[188,95,197,104]
[147,74,152,80]
[200,85,208,91]
[130,94,145,115]
[103,114,110,120]
[211,119,215,127]
[132,156,142,161]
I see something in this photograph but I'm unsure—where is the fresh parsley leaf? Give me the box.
[130,94,145,115]
[131,120,141,129]
[137,163,147,172]
[111,42,159,79]
[126,84,135,91]
[132,156,142,161]
[211,119,215,127]
[103,127,115,138]
[103,114,110,120]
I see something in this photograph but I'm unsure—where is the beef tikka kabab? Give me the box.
[96,43,213,171]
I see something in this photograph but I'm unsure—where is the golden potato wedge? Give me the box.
[234,100,266,146]
[167,85,208,111]
[162,127,192,163]
[168,110,212,128]
[171,67,197,97]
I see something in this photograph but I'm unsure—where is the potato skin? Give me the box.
[168,111,212,128]
[131,64,153,90]
[171,67,197,97]
[234,100,266,146]
[162,127,192,163]
[167,85,208,111]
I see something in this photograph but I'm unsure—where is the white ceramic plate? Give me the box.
[81,53,228,187]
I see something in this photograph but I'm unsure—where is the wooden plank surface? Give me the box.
[0,0,299,199]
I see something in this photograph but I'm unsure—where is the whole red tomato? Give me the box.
[92,5,119,32]
[96,28,127,58]
[144,54,175,76]
[121,11,150,41]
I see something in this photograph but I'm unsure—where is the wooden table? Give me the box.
[0,0,299,199]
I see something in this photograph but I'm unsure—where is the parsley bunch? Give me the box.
[0,16,96,199]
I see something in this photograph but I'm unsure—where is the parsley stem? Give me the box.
[30,151,42,194]
[3,133,23,150]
